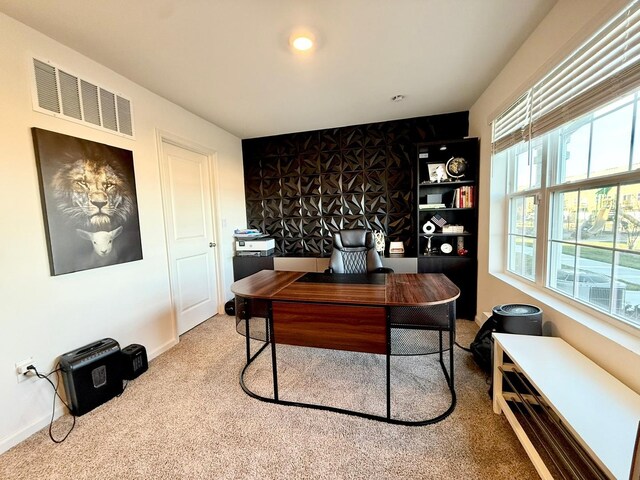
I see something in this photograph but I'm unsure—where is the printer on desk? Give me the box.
[235,237,275,256]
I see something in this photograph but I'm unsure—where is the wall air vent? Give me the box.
[32,58,135,138]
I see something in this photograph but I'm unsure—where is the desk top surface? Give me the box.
[494,333,640,480]
[230,270,460,306]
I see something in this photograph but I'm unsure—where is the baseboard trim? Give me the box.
[1,336,179,455]
[0,404,65,454]
[475,311,491,328]
[148,337,178,361]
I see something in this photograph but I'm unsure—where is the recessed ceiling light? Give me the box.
[292,35,314,51]
[391,94,405,102]
[289,30,316,53]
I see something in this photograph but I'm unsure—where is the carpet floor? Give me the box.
[0,316,537,479]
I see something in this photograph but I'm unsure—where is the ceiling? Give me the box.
[0,0,556,139]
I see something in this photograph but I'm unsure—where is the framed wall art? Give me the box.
[32,128,143,275]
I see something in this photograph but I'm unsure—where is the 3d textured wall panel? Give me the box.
[242,112,468,256]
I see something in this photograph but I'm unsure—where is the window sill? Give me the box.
[490,271,640,357]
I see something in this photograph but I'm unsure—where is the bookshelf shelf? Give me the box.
[418,207,474,211]
[419,179,475,187]
[419,232,472,237]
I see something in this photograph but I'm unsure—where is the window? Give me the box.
[504,141,542,281]
[492,1,640,329]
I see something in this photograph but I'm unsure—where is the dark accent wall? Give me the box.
[242,112,469,256]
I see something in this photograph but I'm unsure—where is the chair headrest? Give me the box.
[334,229,374,249]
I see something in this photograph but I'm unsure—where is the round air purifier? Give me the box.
[492,304,543,336]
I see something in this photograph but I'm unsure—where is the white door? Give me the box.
[160,140,219,335]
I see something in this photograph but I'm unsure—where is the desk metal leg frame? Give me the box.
[239,303,456,426]
[239,298,271,372]
[243,299,251,364]
[386,310,391,420]
[268,304,279,401]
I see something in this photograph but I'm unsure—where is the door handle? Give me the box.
[209,242,216,247]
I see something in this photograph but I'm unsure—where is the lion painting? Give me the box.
[32,128,143,275]
[51,158,135,231]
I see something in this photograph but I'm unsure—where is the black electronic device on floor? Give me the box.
[492,303,543,335]
[121,344,148,380]
[60,338,123,416]
[470,304,543,374]
[224,298,235,316]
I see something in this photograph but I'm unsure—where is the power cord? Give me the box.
[27,364,76,443]
[455,341,472,352]
[117,380,129,397]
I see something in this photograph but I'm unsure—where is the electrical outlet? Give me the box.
[15,357,35,383]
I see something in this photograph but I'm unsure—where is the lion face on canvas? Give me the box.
[51,158,134,230]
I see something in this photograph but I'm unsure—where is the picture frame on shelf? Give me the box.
[427,163,448,183]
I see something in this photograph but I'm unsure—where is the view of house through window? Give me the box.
[503,140,542,281]
[498,92,640,328]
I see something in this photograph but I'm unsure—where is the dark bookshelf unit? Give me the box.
[416,138,479,319]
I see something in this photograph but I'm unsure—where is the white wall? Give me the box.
[0,13,246,452]
[469,0,640,393]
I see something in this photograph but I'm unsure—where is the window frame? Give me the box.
[504,136,549,285]
[499,108,640,330]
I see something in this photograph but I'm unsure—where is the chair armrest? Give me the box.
[373,267,394,274]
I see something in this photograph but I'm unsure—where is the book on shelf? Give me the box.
[452,185,475,208]
[419,203,446,210]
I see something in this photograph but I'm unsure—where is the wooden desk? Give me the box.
[231,270,460,425]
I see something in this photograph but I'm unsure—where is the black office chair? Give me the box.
[325,229,394,274]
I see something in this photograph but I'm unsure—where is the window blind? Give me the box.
[492,0,640,153]
[492,92,530,153]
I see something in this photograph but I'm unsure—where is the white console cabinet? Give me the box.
[493,333,640,480]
